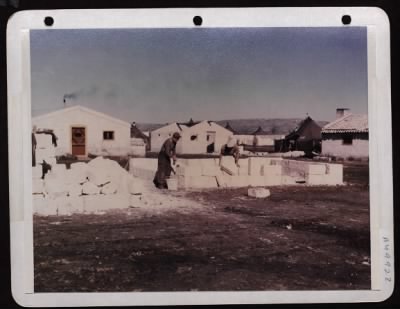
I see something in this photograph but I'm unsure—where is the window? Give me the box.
[206,135,210,141]
[190,135,198,141]
[342,135,353,145]
[103,131,114,140]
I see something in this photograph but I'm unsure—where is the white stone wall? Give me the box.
[322,139,369,158]
[129,157,343,189]
[33,107,131,156]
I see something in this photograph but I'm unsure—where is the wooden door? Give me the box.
[71,127,86,156]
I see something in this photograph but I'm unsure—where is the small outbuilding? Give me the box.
[150,119,233,154]
[32,105,132,157]
[177,120,233,154]
[322,112,368,159]
[150,122,187,153]
[275,116,322,154]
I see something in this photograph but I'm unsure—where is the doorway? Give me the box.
[71,127,86,156]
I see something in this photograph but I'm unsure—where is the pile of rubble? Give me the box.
[32,157,146,215]
[32,156,203,216]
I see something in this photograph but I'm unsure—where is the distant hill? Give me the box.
[137,118,329,135]
[136,123,165,132]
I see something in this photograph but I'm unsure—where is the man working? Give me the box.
[153,132,181,189]
[219,135,240,166]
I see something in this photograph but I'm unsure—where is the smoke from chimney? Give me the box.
[62,86,98,104]
[336,108,350,119]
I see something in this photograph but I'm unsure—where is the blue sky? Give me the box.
[30,27,367,123]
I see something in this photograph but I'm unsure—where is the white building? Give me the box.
[150,122,187,153]
[322,110,368,159]
[32,105,132,157]
[150,120,233,154]
[177,120,233,154]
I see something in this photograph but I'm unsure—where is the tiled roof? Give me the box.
[322,114,368,133]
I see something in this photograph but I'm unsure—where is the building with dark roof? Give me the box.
[275,116,322,154]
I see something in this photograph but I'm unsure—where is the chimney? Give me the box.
[336,108,350,119]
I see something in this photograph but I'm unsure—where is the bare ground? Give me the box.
[34,162,370,292]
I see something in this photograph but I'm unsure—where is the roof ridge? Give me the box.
[323,113,353,129]
[33,105,131,127]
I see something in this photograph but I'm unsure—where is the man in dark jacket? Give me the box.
[153,132,181,189]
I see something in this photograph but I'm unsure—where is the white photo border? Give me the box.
[7,7,393,306]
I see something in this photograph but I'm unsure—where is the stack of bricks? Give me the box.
[32,157,139,216]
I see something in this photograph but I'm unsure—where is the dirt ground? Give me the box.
[34,161,370,292]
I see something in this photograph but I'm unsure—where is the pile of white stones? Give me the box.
[32,156,145,216]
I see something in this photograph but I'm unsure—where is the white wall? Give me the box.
[150,123,184,153]
[235,134,283,146]
[322,139,369,158]
[33,107,131,156]
[177,121,232,154]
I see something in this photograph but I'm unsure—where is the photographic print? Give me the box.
[29,26,372,293]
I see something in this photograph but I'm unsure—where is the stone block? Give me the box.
[129,178,145,195]
[308,164,327,175]
[46,157,57,166]
[306,174,328,185]
[32,179,44,194]
[130,194,145,207]
[82,181,100,195]
[66,183,82,197]
[36,148,56,162]
[263,165,282,176]
[177,175,187,189]
[83,194,129,213]
[52,163,66,173]
[65,168,88,185]
[183,176,218,189]
[176,165,202,177]
[87,169,113,186]
[220,156,238,175]
[248,187,270,198]
[201,159,222,176]
[118,174,133,194]
[238,158,249,176]
[70,162,88,171]
[230,176,250,187]
[326,163,343,184]
[32,195,54,215]
[248,157,265,176]
[101,182,118,195]
[67,197,85,213]
[264,174,282,186]
[44,174,68,197]
[35,134,53,148]
[249,176,265,187]
[216,175,229,188]
[32,166,42,179]
[281,175,298,185]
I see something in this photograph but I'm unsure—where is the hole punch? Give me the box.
[44,16,54,26]
[193,16,202,26]
[342,15,351,25]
